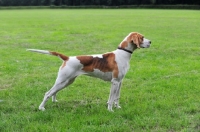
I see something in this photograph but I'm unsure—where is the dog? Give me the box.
[27,32,151,111]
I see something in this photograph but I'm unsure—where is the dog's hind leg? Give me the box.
[52,77,76,102]
[52,94,58,102]
[39,80,68,111]
[39,78,76,111]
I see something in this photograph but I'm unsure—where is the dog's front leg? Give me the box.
[114,82,122,109]
[107,78,120,112]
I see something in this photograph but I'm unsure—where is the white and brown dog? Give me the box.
[27,32,151,111]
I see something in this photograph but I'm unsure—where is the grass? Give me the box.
[0,9,200,131]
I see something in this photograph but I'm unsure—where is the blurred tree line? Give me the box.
[0,0,199,6]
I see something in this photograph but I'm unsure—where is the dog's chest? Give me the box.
[114,52,131,78]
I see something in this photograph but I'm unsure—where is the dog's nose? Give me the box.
[149,41,151,44]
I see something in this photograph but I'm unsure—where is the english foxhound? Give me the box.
[27,32,151,111]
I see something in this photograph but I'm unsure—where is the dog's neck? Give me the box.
[118,41,138,54]
[117,47,133,54]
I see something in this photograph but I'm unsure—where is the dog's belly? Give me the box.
[85,69,112,81]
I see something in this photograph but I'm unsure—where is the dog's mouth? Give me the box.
[140,44,150,48]
[146,44,150,48]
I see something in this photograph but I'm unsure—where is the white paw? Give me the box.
[116,105,121,109]
[114,102,121,109]
[52,99,58,102]
[39,106,45,111]
[108,108,114,112]
[108,104,114,112]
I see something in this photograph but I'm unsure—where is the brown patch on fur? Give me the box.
[120,41,129,49]
[77,53,119,78]
[50,51,69,61]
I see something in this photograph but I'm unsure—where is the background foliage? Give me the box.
[0,0,200,6]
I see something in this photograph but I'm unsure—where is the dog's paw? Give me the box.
[107,104,114,112]
[116,105,121,109]
[52,99,58,102]
[39,106,45,111]
[114,102,121,109]
[108,108,114,112]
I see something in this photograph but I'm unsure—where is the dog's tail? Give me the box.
[27,49,69,61]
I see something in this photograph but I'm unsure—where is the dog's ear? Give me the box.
[131,33,143,48]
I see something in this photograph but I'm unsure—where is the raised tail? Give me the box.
[27,49,50,55]
[27,49,69,61]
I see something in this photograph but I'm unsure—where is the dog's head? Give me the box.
[130,32,151,48]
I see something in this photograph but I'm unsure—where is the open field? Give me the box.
[0,9,200,131]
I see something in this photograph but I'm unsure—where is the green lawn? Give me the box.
[0,9,200,131]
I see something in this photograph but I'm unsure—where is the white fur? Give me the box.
[140,38,151,48]
[27,49,50,55]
